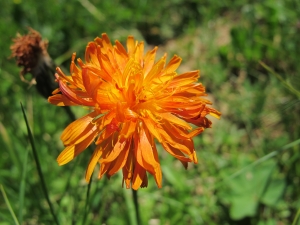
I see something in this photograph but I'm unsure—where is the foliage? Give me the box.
[0,0,300,224]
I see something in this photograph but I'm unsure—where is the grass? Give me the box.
[1,0,300,224]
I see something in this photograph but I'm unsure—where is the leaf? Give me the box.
[230,194,258,220]
[261,178,286,207]
[220,160,277,220]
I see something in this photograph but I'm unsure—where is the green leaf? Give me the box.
[220,160,277,220]
[258,219,277,225]
[230,194,258,220]
[228,160,276,197]
[261,178,286,207]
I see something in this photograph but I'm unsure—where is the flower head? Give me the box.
[11,28,50,78]
[10,28,57,98]
[49,33,221,190]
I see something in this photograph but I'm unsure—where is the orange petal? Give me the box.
[134,127,162,187]
[114,43,128,73]
[58,79,94,106]
[160,124,196,159]
[82,68,102,99]
[127,36,135,55]
[84,64,113,84]
[134,128,155,174]
[142,117,162,142]
[143,47,158,76]
[168,70,199,88]
[48,94,78,106]
[163,55,182,74]
[107,138,131,176]
[57,129,96,166]
[185,116,212,128]
[122,58,143,88]
[164,121,205,139]
[57,146,77,165]
[134,42,144,66]
[132,163,147,190]
[161,142,192,164]
[85,42,100,67]
[141,172,148,188]
[160,113,192,130]
[98,161,111,179]
[119,120,137,141]
[150,140,162,188]
[122,150,133,189]
[101,33,113,54]
[85,144,103,182]
[99,53,116,79]
[97,111,116,132]
[115,40,127,56]
[100,138,127,163]
[61,111,97,145]
[144,56,166,83]
[95,118,119,145]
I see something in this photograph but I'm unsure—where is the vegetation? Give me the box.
[1,0,299,224]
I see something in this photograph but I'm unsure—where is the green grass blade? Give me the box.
[0,184,20,225]
[77,0,105,22]
[18,148,29,224]
[217,138,300,188]
[20,103,60,225]
[292,208,300,225]
[260,61,300,98]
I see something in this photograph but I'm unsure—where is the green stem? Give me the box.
[82,178,92,225]
[132,189,141,225]
[21,103,60,225]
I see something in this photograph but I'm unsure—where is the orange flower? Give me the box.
[48,33,221,190]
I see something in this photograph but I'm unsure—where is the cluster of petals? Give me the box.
[48,33,221,190]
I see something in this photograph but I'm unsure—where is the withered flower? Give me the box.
[10,27,57,99]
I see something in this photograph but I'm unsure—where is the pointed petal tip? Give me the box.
[57,157,67,166]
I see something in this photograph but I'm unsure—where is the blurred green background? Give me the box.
[1,0,300,224]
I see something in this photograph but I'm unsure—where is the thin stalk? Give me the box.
[0,184,20,225]
[132,189,141,225]
[123,188,137,225]
[82,178,92,225]
[20,103,60,225]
